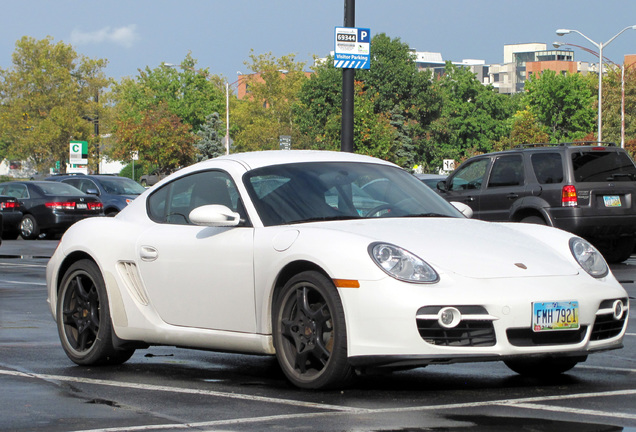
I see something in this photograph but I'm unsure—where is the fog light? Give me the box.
[612,300,625,320]
[438,307,461,328]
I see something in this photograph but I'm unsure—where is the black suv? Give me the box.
[437,142,636,263]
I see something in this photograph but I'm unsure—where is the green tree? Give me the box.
[425,62,514,169]
[524,69,596,142]
[111,53,224,168]
[111,102,195,172]
[493,109,550,151]
[195,112,225,161]
[602,64,636,148]
[0,36,110,172]
[232,51,309,152]
[294,34,438,165]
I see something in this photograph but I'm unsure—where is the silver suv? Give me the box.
[437,142,636,263]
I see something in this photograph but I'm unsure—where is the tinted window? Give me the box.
[449,158,489,191]
[571,151,636,182]
[147,170,244,225]
[98,177,145,195]
[531,153,564,184]
[244,162,460,226]
[488,155,524,187]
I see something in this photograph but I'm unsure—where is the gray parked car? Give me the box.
[46,174,146,216]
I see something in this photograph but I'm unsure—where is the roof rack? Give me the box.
[515,141,617,149]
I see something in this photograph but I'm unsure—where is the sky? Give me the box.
[2,1,636,83]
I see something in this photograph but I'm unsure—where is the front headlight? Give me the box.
[369,242,439,283]
[569,237,608,278]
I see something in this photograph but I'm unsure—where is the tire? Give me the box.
[57,259,135,366]
[19,214,40,240]
[2,230,20,240]
[596,236,634,263]
[272,271,353,389]
[504,355,586,378]
[521,215,546,225]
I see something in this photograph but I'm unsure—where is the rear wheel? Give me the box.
[57,259,134,365]
[19,214,39,240]
[272,271,353,389]
[595,236,634,263]
[504,356,585,377]
[521,215,546,225]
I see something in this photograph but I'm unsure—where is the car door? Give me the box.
[135,170,256,332]
[441,157,491,217]
[478,154,530,221]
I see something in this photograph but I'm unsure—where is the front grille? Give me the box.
[590,298,629,341]
[507,327,587,347]
[416,305,496,347]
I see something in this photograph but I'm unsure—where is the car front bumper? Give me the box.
[339,271,628,367]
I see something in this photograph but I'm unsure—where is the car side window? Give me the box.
[531,153,564,184]
[147,170,245,225]
[487,155,524,188]
[449,158,489,191]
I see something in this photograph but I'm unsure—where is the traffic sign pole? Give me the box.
[341,0,355,153]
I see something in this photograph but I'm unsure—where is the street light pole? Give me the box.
[556,25,636,142]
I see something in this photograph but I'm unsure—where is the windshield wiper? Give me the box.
[401,213,452,218]
[288,215,360,224]
[606,173,634,181]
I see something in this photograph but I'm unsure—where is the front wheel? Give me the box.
[272,271,353,389]
[57,259,134,365]
[504,356,586,377]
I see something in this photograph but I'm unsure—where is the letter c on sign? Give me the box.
[72,144,80,152]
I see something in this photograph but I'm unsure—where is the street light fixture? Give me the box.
[556,25,636,142]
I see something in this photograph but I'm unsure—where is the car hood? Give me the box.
[308,218,579,279]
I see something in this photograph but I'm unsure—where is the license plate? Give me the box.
[76,203,87,209]
[532,301,579,332]
[603,195,621,207]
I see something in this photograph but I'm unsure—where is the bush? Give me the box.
[119,162,149,182]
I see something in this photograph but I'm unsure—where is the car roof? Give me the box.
[203,150,398,171]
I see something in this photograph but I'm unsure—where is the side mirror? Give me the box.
[86,188,99,196]
[437,180,447,192]
[189,204,240,227]
[451,201,473,218]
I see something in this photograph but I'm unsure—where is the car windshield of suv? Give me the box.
[244,162,461,226]
[99,177,146,195]
[572,150,636,182]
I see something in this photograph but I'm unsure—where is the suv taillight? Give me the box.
[562,185,577,207]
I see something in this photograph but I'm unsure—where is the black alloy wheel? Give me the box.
[57,259,134,365]
[273,271,353,389]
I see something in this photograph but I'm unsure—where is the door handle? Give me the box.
[140,245,158,262]
[507,193,519,200]
[464,196,474,202]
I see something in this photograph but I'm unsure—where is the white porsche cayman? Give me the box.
[46,150,629,389]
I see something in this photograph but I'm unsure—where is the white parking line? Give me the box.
[0,280,47,286]
[0,369,364,412]
[507,402,636,420]
[0,262,47,268]
[1,368,635,432]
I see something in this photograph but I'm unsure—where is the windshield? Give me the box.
[35,182,85,196]
[99,177,146,195]
[244,162,462,226]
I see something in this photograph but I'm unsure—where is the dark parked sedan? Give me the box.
[0,195,23,239]
[46,174,146,216]
[0,181,104,239]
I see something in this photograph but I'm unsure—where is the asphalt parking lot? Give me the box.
[0,239,634,432]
